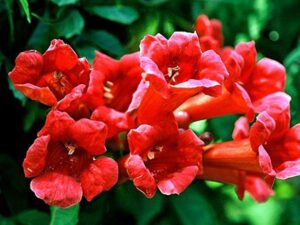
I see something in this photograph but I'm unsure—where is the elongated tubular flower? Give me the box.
[128,32,228,124]
[199,92,300,202]
[176,41,286,122]
[9,39,90,106]
[23,110,118,208]
[123,118,203,198]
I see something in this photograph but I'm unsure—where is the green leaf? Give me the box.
[79,194,108,225]
[85,6,139,25]
[189,120,207,135]
[115,183,164,225]
[14,210,50,225]
[23,101,47,132]
[76,45,96,63]
[170,185,216,225]
[50,204,80,225]
[51,0,78,6]
[27,21,56,51]
[208,115,239,141]
[19,0,31,23]
[80,30,125,56]
[54,10,85,39]
[0,154,28,214]
[284,45,300,124]
[5,0,14,42]
[127,13,159,51]
[0,216,15,225]
[139,0,168,6]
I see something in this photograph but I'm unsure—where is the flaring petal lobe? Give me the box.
[81,157,118,201]
[30,172,82,208]
[126,155,157,198]
[70,119,107,155]
[23,135,50,178]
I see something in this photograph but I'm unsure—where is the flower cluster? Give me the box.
[9,15,300,208]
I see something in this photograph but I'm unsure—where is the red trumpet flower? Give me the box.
[123,118,203,198]
[23,110,118,208]
[9,40,90,106]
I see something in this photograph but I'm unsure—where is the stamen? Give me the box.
[104,92,114,99]
[147,151,155,160]
[103,81,114,101]
[146,145,163,160]
[106,81,113,87]
[26,167,33,173]
[167,66,180,82]
[104,86,112,93]
[53,71,63,80]
[52,71,66,88]
[64,142,77,155]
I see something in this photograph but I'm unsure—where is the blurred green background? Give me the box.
[1,0,300,225]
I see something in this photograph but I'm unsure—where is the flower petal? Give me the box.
[43,39,78,73]
[84,69,106,110]
[235,41,257,83]
[232,117,249,140]
[70,119,107,155]
[237,175,274,203]
[91,106,134,138]
[55,84,90,119]
[197,50,228,96]
[157,165,198,195]
[126,154,157,198]
[276,159,300,179]
[246,58,286,102]
[38,110,75,142]
[9,50,43,84]
[23,135,50,178]
[109,52,143,111]
[93,51,119,81]
[30,172,82,208]
[81,157,118,201]
[14,83,57,106]
[128,124,159,155]
[250,112,276,151]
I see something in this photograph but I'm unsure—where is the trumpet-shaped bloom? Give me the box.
[130,32,228,124]
[9,40,90,106]
[200,92,300,202]
[124,118,203,198]
[176,41,286,122]
[23,110,118,208]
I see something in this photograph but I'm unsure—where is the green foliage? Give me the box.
[50,205,80,225]
[18,0,31,23]
[189,120,207,135]
[54,9,85,39]
[51,0,79,6]
[115,183,164,225]
[79,30,125,57]
[84,5,139,25]
[14,210,50,225]
[170,185,216,225]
